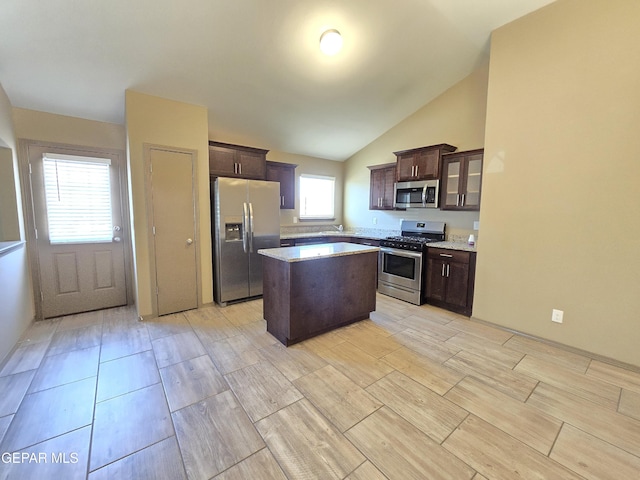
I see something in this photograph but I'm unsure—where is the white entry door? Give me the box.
[146,146,199,316]
[26,143,128,319]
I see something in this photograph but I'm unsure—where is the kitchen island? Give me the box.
[258,242,379,346]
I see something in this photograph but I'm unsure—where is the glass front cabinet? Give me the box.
[440,148,483,211]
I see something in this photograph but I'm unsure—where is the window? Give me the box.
[299,174,335,220]
[42,153,113,244]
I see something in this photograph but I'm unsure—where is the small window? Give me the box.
[43,153,113,244]
[299,174,335,220]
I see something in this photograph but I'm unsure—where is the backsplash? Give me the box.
[281,225,476,244]
[280,225,399,237]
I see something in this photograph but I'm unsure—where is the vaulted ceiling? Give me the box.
[0,0,554,160]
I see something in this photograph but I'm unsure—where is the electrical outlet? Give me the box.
[372,217,377,224]
[473,221,480,230]
[551,309,564,324]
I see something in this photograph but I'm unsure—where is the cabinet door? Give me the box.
[396,154,416,181]
[370,168,386,209]
[414,149,440,180]
[462,153,483,209]
[266,162,296,209]
[441,158,462,209]
[237,150,266,179]
[209,145,238,177]
[445,261,470,308]
[369,164,396,210]
[441,149,483,211]
[426,257,447,302]
[382,166,396,208]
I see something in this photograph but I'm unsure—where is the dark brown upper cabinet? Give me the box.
[440,148,483,211]
[266,161,297,209]
[208,141,268,180]
[368,163,396,210]
[394,144,457,182]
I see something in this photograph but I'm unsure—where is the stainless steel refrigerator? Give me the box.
[212,177,280,306]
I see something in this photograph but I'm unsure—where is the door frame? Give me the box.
[143,143,201,317]
[18,139,134,321]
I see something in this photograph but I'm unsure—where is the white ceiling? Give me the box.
[0,0,554,161]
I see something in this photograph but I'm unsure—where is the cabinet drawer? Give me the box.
[427,248,470,264]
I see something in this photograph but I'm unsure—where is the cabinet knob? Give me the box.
[186,238,193,245]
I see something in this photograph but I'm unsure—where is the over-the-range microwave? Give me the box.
[394,180,439,208]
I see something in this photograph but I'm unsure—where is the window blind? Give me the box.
[42,154,113,244]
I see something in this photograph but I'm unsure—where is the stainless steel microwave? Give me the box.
[394,180,439,208]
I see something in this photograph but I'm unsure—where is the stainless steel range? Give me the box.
[378,220,445,305]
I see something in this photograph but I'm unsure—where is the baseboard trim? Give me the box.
[469,315,640,373]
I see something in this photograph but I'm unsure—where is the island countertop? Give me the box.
[258,242,379,263]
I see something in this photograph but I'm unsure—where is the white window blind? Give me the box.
[43,153,113,244]
[299,174,335,219]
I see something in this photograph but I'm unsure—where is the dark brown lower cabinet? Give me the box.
[262,252,377,346]
[425,248,476,316]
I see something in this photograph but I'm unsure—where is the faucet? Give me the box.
[333,224,344,232]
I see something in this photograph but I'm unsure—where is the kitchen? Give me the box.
[1,0,640,478]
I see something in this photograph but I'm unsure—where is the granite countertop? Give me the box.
[427,241,477,253]
[280,230,387,240]
[259,242,379,263]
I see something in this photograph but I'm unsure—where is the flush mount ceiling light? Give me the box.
[319,29,343,56]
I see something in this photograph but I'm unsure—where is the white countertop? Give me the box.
[258,242,379,263]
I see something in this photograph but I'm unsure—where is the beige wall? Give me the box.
[475,0,640,366]
[13,108,126,150]
[0,84,34,364]
[125,90,212,317]
[0,146,20,240]
[344,64,489,238]
[266,149,345,227]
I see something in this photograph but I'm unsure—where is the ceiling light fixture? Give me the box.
[319,29,343,56]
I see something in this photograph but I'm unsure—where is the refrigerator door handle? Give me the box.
[248,202,255,253]
[242,202,249,253]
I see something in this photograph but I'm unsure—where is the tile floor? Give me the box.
[1,294,639,479]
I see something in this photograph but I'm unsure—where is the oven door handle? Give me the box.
[380,247,424,259]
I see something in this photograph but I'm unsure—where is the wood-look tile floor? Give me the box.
[1,295,640,479]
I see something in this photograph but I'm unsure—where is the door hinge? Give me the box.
[40,291,44,301]
[150,163,153,173]
[152,226,156,235]
[34,228,38,240]
[29,163,32,175]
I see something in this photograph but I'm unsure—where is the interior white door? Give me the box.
[27,143,128,319]
[148,147,198,315]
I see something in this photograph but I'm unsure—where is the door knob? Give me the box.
[113,237,121,242]
[186,238,193,245]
